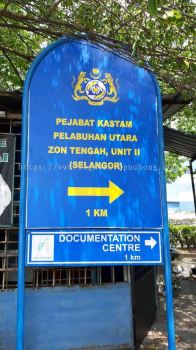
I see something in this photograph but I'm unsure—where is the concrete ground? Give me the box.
[140,278,196,350]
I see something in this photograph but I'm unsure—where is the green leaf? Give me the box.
[184,59,190,68]
[173,9,182,19]
[166,9,182,19]
[191,62,196,72]
[148,0,158,16]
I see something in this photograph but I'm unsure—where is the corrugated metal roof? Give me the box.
[164,126,196,160]
[162,93,191,120]
[0,92,191,117]
[0,91,21,113]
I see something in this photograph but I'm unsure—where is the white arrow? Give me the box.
[145,236,157,249]
[0,174,11,216]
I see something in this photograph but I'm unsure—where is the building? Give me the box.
[167,171,195,219]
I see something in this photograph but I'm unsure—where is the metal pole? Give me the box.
[190,160,196,214]
[17,88,28,350]
[151,73,176,349]
[17,222,26,350]
[162,225,176,349]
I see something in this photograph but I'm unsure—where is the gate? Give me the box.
[132,266,157,348]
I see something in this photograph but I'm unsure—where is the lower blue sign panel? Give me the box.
[26,231,162,266]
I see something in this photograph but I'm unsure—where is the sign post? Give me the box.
[155,78,176,349]
[17,37,175,349]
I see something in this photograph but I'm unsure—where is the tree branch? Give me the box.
[0,46,23,84]
[0,44,34,61]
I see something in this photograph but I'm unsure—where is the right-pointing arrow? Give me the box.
[68,180,124,204]
[145,236,157,249]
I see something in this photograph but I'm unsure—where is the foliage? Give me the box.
[165,152,187,183]
[0,1,195,183]
[148,0,159,16]
[164,101,196,135]
[169,224,179,246]
[169,224,196,248]
[169,217,196,226]
[0,0,195,96]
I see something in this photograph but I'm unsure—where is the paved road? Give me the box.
[140,278,196,350]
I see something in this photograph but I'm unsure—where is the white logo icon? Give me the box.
[31,235,54,261]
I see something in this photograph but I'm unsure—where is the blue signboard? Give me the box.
[18,37,176,350]
[25,39,162,230]
[26,231,162,266]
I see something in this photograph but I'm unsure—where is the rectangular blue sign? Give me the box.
[25,39,163,230]
[26,231,162,266]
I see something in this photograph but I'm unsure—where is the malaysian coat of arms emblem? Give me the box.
[72,68,119,106]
